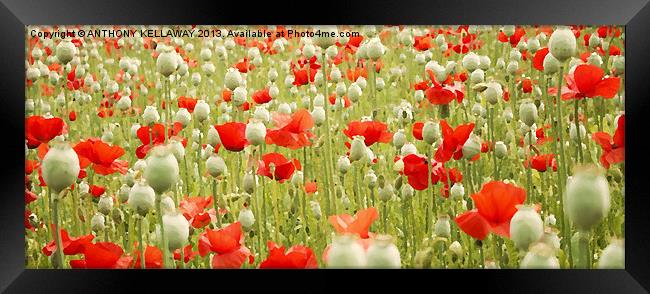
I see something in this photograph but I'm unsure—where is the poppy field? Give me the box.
[24,25,625,269]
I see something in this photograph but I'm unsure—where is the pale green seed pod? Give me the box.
[206,154,227,178]
[41,142,80,195]
[510,205,544,251]
[144,145,179,195]
[163,212,189,251]
[91,213,105,232]
[543,53,561,74]
[549,27,577,62]
[349,137,367,162]
[129,181,156,216]
[422,121,441,145]
[327,235,367,268]
[238,207,256,232]
[245,121,266,146]
[494,141,508,159]
[462,136,481,160]
[156,47,178,77]
[392,130,407,149]
[313,26,338,48]
[434,215,451,238]
[520,242,560,269]
[224,68,242,90]
[55,39,76,64]
[378,183,394,202]
[462,52,480,72]
[598,239,624,269]
[366,38,384,61]
[366,235,401,268]
[400,184,414,200]
[519,100,538,127]
[565,166,611,232]
[98,195,113,216]
[244,172,257,194]
[337,156,351,175]
[450,183,465,200]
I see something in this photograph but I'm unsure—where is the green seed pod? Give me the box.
[55,39,76,64]
[400,184,414,200]
[144,145,179,195]
[206,154,227,178]
[98,195,114,216]
[91,213,105,232]
[156,47,178,77]
[422,121,441,145]
[494,141,508,159]
[378,183,394,202]
[41,142,80,195]
[510,205,544,251]
[520,242,560,269]
[565,166,611,232]
[366,235,401,268]
[519,99,538,127]
[434,215,451,238]
[243,172,257,194]
[238,207,255,232]
[327,235,367,268]
[128,181,156,216]
[598,239,624,269]
[462,135,481,160]
[549,27,577,62]
[349,136,367,162]
[163,212,190,251]
[111,208,124,225]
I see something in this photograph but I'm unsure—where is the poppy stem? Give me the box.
[554,66,572,268]
[51,191,65,269]
[137,215,145,269]
[155,193,169,268]
[489,107,498,180]
[212,178,221,228]
[574,99,583,163]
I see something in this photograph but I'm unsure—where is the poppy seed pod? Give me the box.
[569,123,586,142]
[587,52,603,67]
[422,121,441,145]
[484,82,503,105]
[365,170,378,188]
[549,27,577,62]
[400,143,417,157]
[224,68,242,90]
[311,107,325,126]
[163,212,189,251]
[245,121,266,146]
[496,58,506,69]
[612,56,625,75]
[470,69,485,84]
[462,52,480,72]
[462,136,481,160]
[449,241,463,257]
[194,100,210,123]
[170,140,185,162]
[290,171,303,187]
[510,205,544,251]
[349,137,367,162]
[238,207,256,232]
[366,38,384,61]
[347,83,362,102]
[116,95,131,112]
[327,235,367,268]
[520,242,560,269]
[313,26,338,48]
[598,239,624,269]
[398,29,413,46]
[144,145,179,195]
[588,33,600,49]
[366,235,401,268]
[98,195,113,215]
[254,106,270,123]
[200,47,212,61]
[143,106,160,125]
[243,172,257,194]
[310,201,322,220]
[378,183,395,202]
[206,154,227,178]
[507,60,519,75]
[426,61,447,84]
[401,184,414,200]
[494,141,508,159]
[174,108,192,127]
[450,182,465,200]
[156,47,178,77]
[26,66,40,80]
[161,196,176,215]
[118,184,130,203]
[434,215,451,238]
[337,156,351,174]
[129,182,156,216]
[55,39,76,64]
[91,213,105,232]
[232,86,247,106]
[527,38,541,53]
[565,166,611,232]
[519,100,538,126]
[41,142,80,195]
[479,55,491,71]
[393,130,407,149]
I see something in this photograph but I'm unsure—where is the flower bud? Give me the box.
[41,142,80,194]
[510,205,544,250]
[98,195,113,215]
[400,184,414,200]
[366,235,401,268]
[91,213,105,232]
[144,145,179,194]
[206,154,227,178]
[349,137,367,162]
[494,141,507,159]
[598,239,624,269]
[422,121,440,145]
[378,183,395,202]
[310,201,322,220]
[434,215,451,238]
[243,172,257,194]
[462,52,480,72]
[549,27,577,62]
[520,242,560,269]
[156,47,178,77]
[519,100,538,126]
[163,212,189,251]
[327,235,367,268]
[245,121,266,146]
[238,207,256,232]
[143,106,160,125]
[337,156,351,174]
[224,68,242,90]
[392,130,407,149]
[129,181,156,216]
[56,39,76,64]
[569,122,586,142]
[365,170,378,188]
[565,166,611,231]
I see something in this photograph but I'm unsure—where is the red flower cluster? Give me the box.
[592,115,625,168]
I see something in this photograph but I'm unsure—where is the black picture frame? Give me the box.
[2,0,649,292]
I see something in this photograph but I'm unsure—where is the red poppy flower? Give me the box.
[177,96,198,113]
[70,242,133,269]
[42,227,94,256]
[434,120,475,162]
[25,209,34,230]
[343,120,393,146]
[222,88,232,102]
[328,207,379,239]
[132,244,163,269]
[25,115,64,149]
[328,94,351,108]
[521,78,533,93]
[402,154,432,190]
[454,181,527,240]
[498,27,526,47]
[68,111,77,121]
[556,64,620,100]
[25,189,38,204]
[74,138,128,175]
[257,152,301,182]
[252,88,273,104]
[265,109,315,149]
[413,35,432,51]
[173,244,197,264]
[135,122,185,158]
[25,159,39,175]
[347,65,368,81]
[412,122,424,140]
[292,68,316,86]
[214,122,248,152]
[304,181,318,194]
[423,70,465,105]
[179,196,216,229]
[234,58,254,73]
[524,154,558,172]
[89,185,106,197]
[533,47,549,72]
[198,222,254,269]
[259,241,318,269]
[592,115,624,169]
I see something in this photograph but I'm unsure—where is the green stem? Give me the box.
[51,192,65,269]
